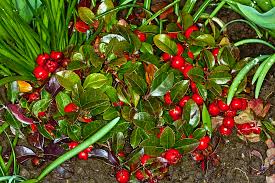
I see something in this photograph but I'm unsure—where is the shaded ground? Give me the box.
[14,6,275,183]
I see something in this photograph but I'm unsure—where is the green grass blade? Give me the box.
[255,54,275,98]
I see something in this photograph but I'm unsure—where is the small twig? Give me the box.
[234,168,250,183]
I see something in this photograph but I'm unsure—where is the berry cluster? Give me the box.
[33,51,68,80]
[208,98,248,136]
[68,141,93,160]
[236,122,261,135]
[116,149,181,183]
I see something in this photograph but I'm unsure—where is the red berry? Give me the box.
[36,53,50,65]
[167,32,178,39]
[164,92,172,105]
[197,136,210,150]
[33,66,49,80]
[222,87,228,97]
[179,96,190,107]
[252,127,261,134]
[38,111,46,117]
[50,51,63,60]
[116,169,130,183]
[201,136,211,144]
[163,149,181,165]
[192,93,204,105]
[192,152,204,161]
[75,20,90,33]
[117,151,125,157]
[238,123,252,135]
[184,25,199,39]
[190,81,198,93]
[212,48,219,57]
[240,98,248,110]
[64,103,79,113]
[30,124,37,132]
[113,101,124,107]
[169,105,182,121]
[157,127,165,138]
[134,30,146,42]
[78,151,88,160]
[171,55,185,69]
[219,125,232,136]
[140,154,151,166]
[182,64,193,78]
[68,141,78,149]
[162,53,172,62]
[230,98,242,111]
[217,100,229,112]
[45,60,58,73]
[224,109,237,117]
[31,157,42,166]
[223,117,235,128]
[84,145,93,153]
[208,103,220,116]
[28,92,40,102]
[135,170,144,181]
[187,50,194,59]
[176,43,184,56]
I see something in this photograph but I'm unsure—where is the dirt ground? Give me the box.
[13,7,275,183]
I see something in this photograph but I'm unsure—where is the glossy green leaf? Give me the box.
[78,7,95,24]
[183,100,200,128]
[196,83,207,100]
[153,34,177,55]
[202,104,212,135]
[192,128,206,140]
[80,88,110,115]
[112,132,125,154]
[187,67,205,83]
[208,72,232,85]
[160,126,175,149]
[170,80,190,102]
[194,34,215,47]
[140,42,154,54]
[103,107,120,120]
[56,70,81,91]
[83,73,108,89]
[124,73,147,95]
[56,92,72,115]
[174,138,199,153]
[32,99,50,117]
[202,50,215,69]
[130,127,148,148]
[133,112,156,130]
[150,72,174,97]
[82,120,107,139]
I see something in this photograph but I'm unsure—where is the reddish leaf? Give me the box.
[27,132,44,151]
[88,149,119,166]
[45,76,62,97]
[7,104,34,124]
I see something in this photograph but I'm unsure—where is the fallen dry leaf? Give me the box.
[211,116,223,130]
[144,63,157,86]
[234,109,256,124]
[248,99,270,118]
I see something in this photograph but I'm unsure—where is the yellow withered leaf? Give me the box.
[17,81,32,93]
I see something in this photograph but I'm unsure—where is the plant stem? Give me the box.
[205,0,226,25]
[234,39,275,50]
[142,0,180,26]
[37,117,120,181]
[193,0,213,22]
